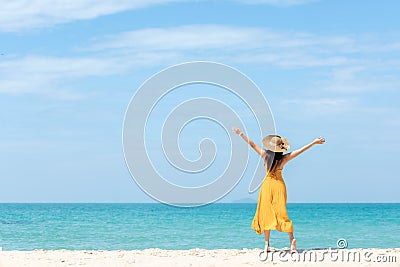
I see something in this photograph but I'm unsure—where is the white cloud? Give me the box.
[282,97,356,106]
[1,24,399,98]
[0,51,183,98]
[0,55,128,97]
[0,0,320,32]
[89,25,355,53]
[89,25,266,52]
[319,66,400,93]
[270,95,360,129]
[87,24,400,72]
[87,24,357,68]
[0,0,184,32]
[236,0,316,6]
[233,52,348,67]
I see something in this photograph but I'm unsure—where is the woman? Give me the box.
[232,127,325,252]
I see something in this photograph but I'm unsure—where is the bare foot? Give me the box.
[265,241,271,252]
[290,239,296,253]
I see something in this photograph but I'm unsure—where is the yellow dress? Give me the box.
[251,167,294,234]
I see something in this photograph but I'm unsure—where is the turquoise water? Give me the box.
[0,203,399,250]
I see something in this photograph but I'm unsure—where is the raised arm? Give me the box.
[232,127,264,156]
[283,137,325,163]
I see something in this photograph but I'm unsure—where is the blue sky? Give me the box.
[0,0,399,203]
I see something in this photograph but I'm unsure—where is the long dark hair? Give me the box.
[264,149,283,173]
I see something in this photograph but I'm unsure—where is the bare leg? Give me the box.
[264,230,271,242]
[288,232,296,252]
[264,230,271,252]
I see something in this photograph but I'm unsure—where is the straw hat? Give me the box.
[262,134,290,152]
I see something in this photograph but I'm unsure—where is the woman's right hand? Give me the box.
[232,126,241,135]
[313,137,325,144]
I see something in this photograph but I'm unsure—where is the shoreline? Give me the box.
[1,248,399,267]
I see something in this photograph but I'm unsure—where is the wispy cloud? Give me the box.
[236,0,316,6]
[0,51,182,98]
[274,96,379,126]
[88,25,265,52]
[0,56,128,97]
[0,0,319,32]
[281,97,358,114]
[282,97,357,107]
[89,25,356,53]
[87,24,355,68]
[1,24,399,98]
[87,24,400,70]
[0,0,185,32]
[318,66,400,93]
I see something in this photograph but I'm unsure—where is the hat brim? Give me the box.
[262,135,290,152]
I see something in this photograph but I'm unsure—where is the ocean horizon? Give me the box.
[0,203,399,251]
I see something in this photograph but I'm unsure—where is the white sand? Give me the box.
[0,248,399,267]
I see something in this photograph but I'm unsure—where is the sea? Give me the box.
[0,203,399,251]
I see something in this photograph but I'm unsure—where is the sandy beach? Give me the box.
[1,248,399,267]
